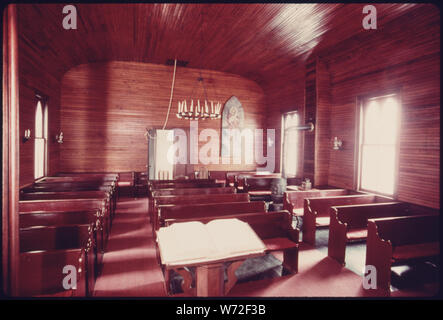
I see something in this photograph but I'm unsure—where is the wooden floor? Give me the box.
[93,196,438,297]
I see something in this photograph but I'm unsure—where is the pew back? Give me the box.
[19,199,106,212]
[158,201,266,230]
[332,202,410,228]
[372,214,439,246]
[151,187,235,197]
[305,194,392,218]
[20,224,93,252]
[284,188,349,212]
[20,190,109,201]
[19,210,97,228]
[149,181,225,192]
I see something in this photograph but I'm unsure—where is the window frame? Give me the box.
[281,110,301,178]
[34,93,49,180]
[356,92,401,198]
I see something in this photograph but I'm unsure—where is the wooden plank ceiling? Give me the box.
[17,3,420,86]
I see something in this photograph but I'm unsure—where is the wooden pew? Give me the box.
[134,171,149,197]
[242,176,284,201]
[303,194,393,245]
[55,172,119,178]
[150,193,250,220]
[327,202,412,265]
[236,173,281,191]
[19,199,111,248]
[22,181,115,191]
[225,171,256,187]
[283,188,351,216]
[19,210,104,274]
[21,182,116,217]
[22,181,116,206]
[20,190,110,201]
[149,181,225,195]
[37,176,117,183]
[151,187,236,198]
[20,189,115,225]
[19,224,95,297]
[149,178,216,185]
[365,214,439,291]
[156,201,267,231]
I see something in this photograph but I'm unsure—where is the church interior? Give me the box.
[1,3,440,299]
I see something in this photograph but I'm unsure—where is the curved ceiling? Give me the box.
[17,3,420,86]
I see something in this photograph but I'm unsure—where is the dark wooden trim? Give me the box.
[2,4,20,296]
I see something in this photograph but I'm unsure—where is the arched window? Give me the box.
[34,97,48,179]
[282,111,299,177]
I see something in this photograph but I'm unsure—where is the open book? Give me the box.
[157,218,266,266]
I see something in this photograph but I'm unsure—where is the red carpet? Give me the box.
[227,245,371,297]
[93,197,167,297]
[93,197,437,297]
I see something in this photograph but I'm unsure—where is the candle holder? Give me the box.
[176,99,222,121]
[23,129,31,143]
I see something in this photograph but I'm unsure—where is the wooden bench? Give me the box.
[55,172,119,178]
[149,178,216,185]
[22,180,115,191]
[283,188,351,216]
[242,176,284,201]
[19,189,114,214]
[225,171,256,187]
[19,199,111,248]
[328,202,411,265]
[236,173,281,191]
[365,214,439,291]
[37,176,118,183]
[21,181,116,216]
[150,193,250,220]
[149,181,225,195]
[303,194,393,245]
[19,224,95,297]
[134,172,149,197]
[22,181,117,205]
[156,201,267,231]
[19,210,104,275]
[151,187,236,198]
[20,189,115,227]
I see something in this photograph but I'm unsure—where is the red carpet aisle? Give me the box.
[93,197,167,297]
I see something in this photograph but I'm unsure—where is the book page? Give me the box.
[157,221,218,265]
[206,219,266,258]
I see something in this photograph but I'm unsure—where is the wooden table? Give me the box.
[156,219,266,296]
[162,252,265,296]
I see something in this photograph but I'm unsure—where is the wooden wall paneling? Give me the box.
[303,57,316,183]
[16,4,418,87]
[262,71,306,174]
[325,5,440,208]
[60,61,267,173]
[314,58,331,186]
[17,6,62,188]
[15,3,423,181]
